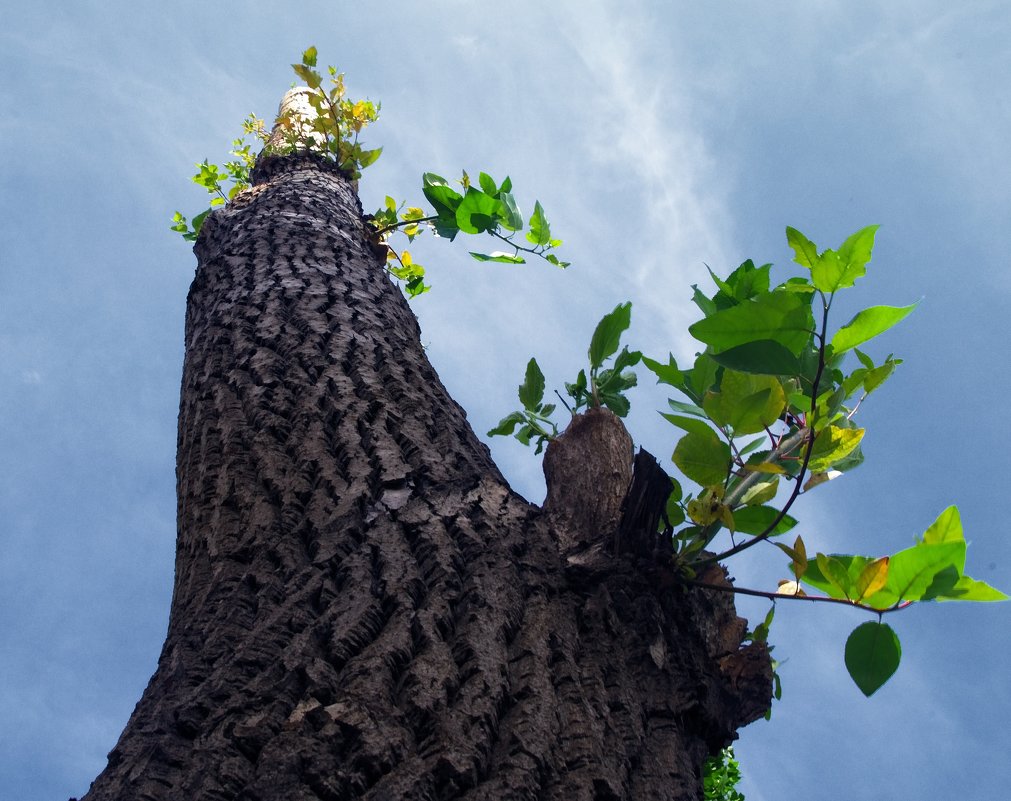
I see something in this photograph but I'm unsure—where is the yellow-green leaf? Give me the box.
[702,370,786,435]
[808,426,865,472]
[922,505,963,545]
[743,461,787,475]
[854,557,890,602]
[673,430,732,487]
[739,475,779,506]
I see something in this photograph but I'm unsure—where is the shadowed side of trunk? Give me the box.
[82,154,769,801]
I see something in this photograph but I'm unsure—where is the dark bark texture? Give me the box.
[82,154,770,801]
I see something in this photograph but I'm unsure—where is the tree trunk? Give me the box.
[81,151,770,801]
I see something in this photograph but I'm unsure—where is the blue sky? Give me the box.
[2,2,1009,799]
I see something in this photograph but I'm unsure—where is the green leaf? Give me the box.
[588,302,632,369]
[673,430,732,487]
[845,621,901,696]
[601,392,630,417]
[739,475,779,506]
[610,345,642,374]
[292,63,322,90]
[786,226,820,271]
[422,173,464,219]
[456,188,504,234]
[862,359,899,394]
[687,352,721,400]
[358,146,382,168]
[518,358,545,411]
[926,573,1009,602]
[808,425,865,472]
[719,259,772,302]
[689,290,815,356]
[703,370,785,435]
[643,354,684,389]
[526,200,551,245]
[833,224,879,289]
[707,265,735,297]
[191,209,210,236]
[883,541,966,603]
[779,276,816,294]
[800,553,872,599]
[478,171,498,196]
[708,340,802,376]
[854,348,875,370]
[731,505,797,536]
[302,46,318,67]
[831,304,917,354]
[692,285,718,317]
[488,411,526,437]
[469,251,526,264]
[498,192,524,231]
[922,505,963,545]
[665,489,686,527]
[667,398,707,417]
[660,413,717,438]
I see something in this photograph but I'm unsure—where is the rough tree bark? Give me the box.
[82,128,770,800]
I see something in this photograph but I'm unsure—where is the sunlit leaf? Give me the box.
[739,475,779,506]
[478,171,497,196]
[456,188,504,234]
[831,304,917,353]
[526,200,551,245]
[811,225,879,292]
[469,251,526,264]
[689,290,815,356]
[922,505,963,545]
[816,553,854,598]
[925,573,1009,602]
[703,370,785,435]
[422,173,464,219]
[882,541,966,603]
[854,557,890,602]
[808,425,865,472]
[498,191,524,230]
[786,226,820,271]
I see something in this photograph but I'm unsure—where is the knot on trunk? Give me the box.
[542,407,633,551]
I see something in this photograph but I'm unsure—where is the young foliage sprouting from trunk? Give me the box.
[496,226,1006,697]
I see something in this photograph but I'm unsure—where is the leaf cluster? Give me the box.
[170,114,267,241]
[635,226,1004,695]
[173,47,568,300]
[368,170,568,297]
[170,48,381,244]
[702,747,745,801]
[488,303,640,450]
[280,46,382,178]
[645,230,912,559]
